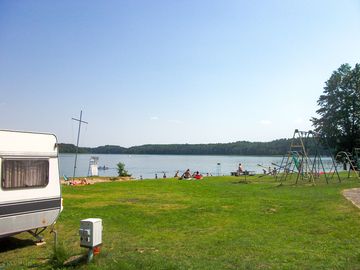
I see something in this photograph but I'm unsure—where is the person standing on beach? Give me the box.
[238,163,244,174]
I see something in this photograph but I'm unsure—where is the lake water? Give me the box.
[59,154,337,179]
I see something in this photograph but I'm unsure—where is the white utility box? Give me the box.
[79,218,102,248]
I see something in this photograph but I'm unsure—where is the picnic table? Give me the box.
[231,170,256,176]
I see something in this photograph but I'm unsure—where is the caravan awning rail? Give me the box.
[0,151,58,158]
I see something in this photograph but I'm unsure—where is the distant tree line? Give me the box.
[58,139,322,156]
[58,144,127,154]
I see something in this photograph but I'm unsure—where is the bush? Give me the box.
[116,162,131,177]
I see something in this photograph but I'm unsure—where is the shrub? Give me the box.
[116,162,131,177]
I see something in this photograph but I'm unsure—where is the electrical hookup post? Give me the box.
[79,218,103,263]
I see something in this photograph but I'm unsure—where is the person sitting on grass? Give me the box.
[181,169,192,179]
[194,171,203,180]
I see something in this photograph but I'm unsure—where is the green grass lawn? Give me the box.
[2,175,360,269]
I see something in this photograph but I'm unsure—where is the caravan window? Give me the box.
[1,159,49,189]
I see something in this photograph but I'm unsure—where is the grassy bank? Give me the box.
[2,175,360,269]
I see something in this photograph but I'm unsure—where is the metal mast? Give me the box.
[72,110,88,178]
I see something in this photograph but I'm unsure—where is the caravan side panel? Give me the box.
[0,130,62,238]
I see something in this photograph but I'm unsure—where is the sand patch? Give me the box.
[342,188,360,209]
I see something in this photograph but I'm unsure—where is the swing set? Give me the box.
[332,149,360,180]
[276,129,341,185]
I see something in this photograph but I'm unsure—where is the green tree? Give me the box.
[311,63,360,152]
[117,162,130,177]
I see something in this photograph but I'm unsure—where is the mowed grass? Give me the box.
[2,175,360,269]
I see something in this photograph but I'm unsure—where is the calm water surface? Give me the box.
[59,154,336,179]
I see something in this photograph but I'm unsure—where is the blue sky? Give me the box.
[0,0,359,147]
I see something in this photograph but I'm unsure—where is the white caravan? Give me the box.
[0,130,62,239]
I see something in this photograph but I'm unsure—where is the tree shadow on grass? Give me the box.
[0,236,35,253]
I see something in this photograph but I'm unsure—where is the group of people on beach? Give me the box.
[152,162,278,180]
[177,169,203,180]
[262,167,277,176]
[153,169,207,180]
[154,173,167,179]
[150,162,280,180]
[66,178,91,186]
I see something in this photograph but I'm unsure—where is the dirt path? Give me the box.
[342,188,360,208]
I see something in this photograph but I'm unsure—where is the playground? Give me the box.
[262,129,360,185]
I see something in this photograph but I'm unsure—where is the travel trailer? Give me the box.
[0,130,62,240]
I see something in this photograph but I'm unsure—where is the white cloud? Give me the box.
[150,116,159,121]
